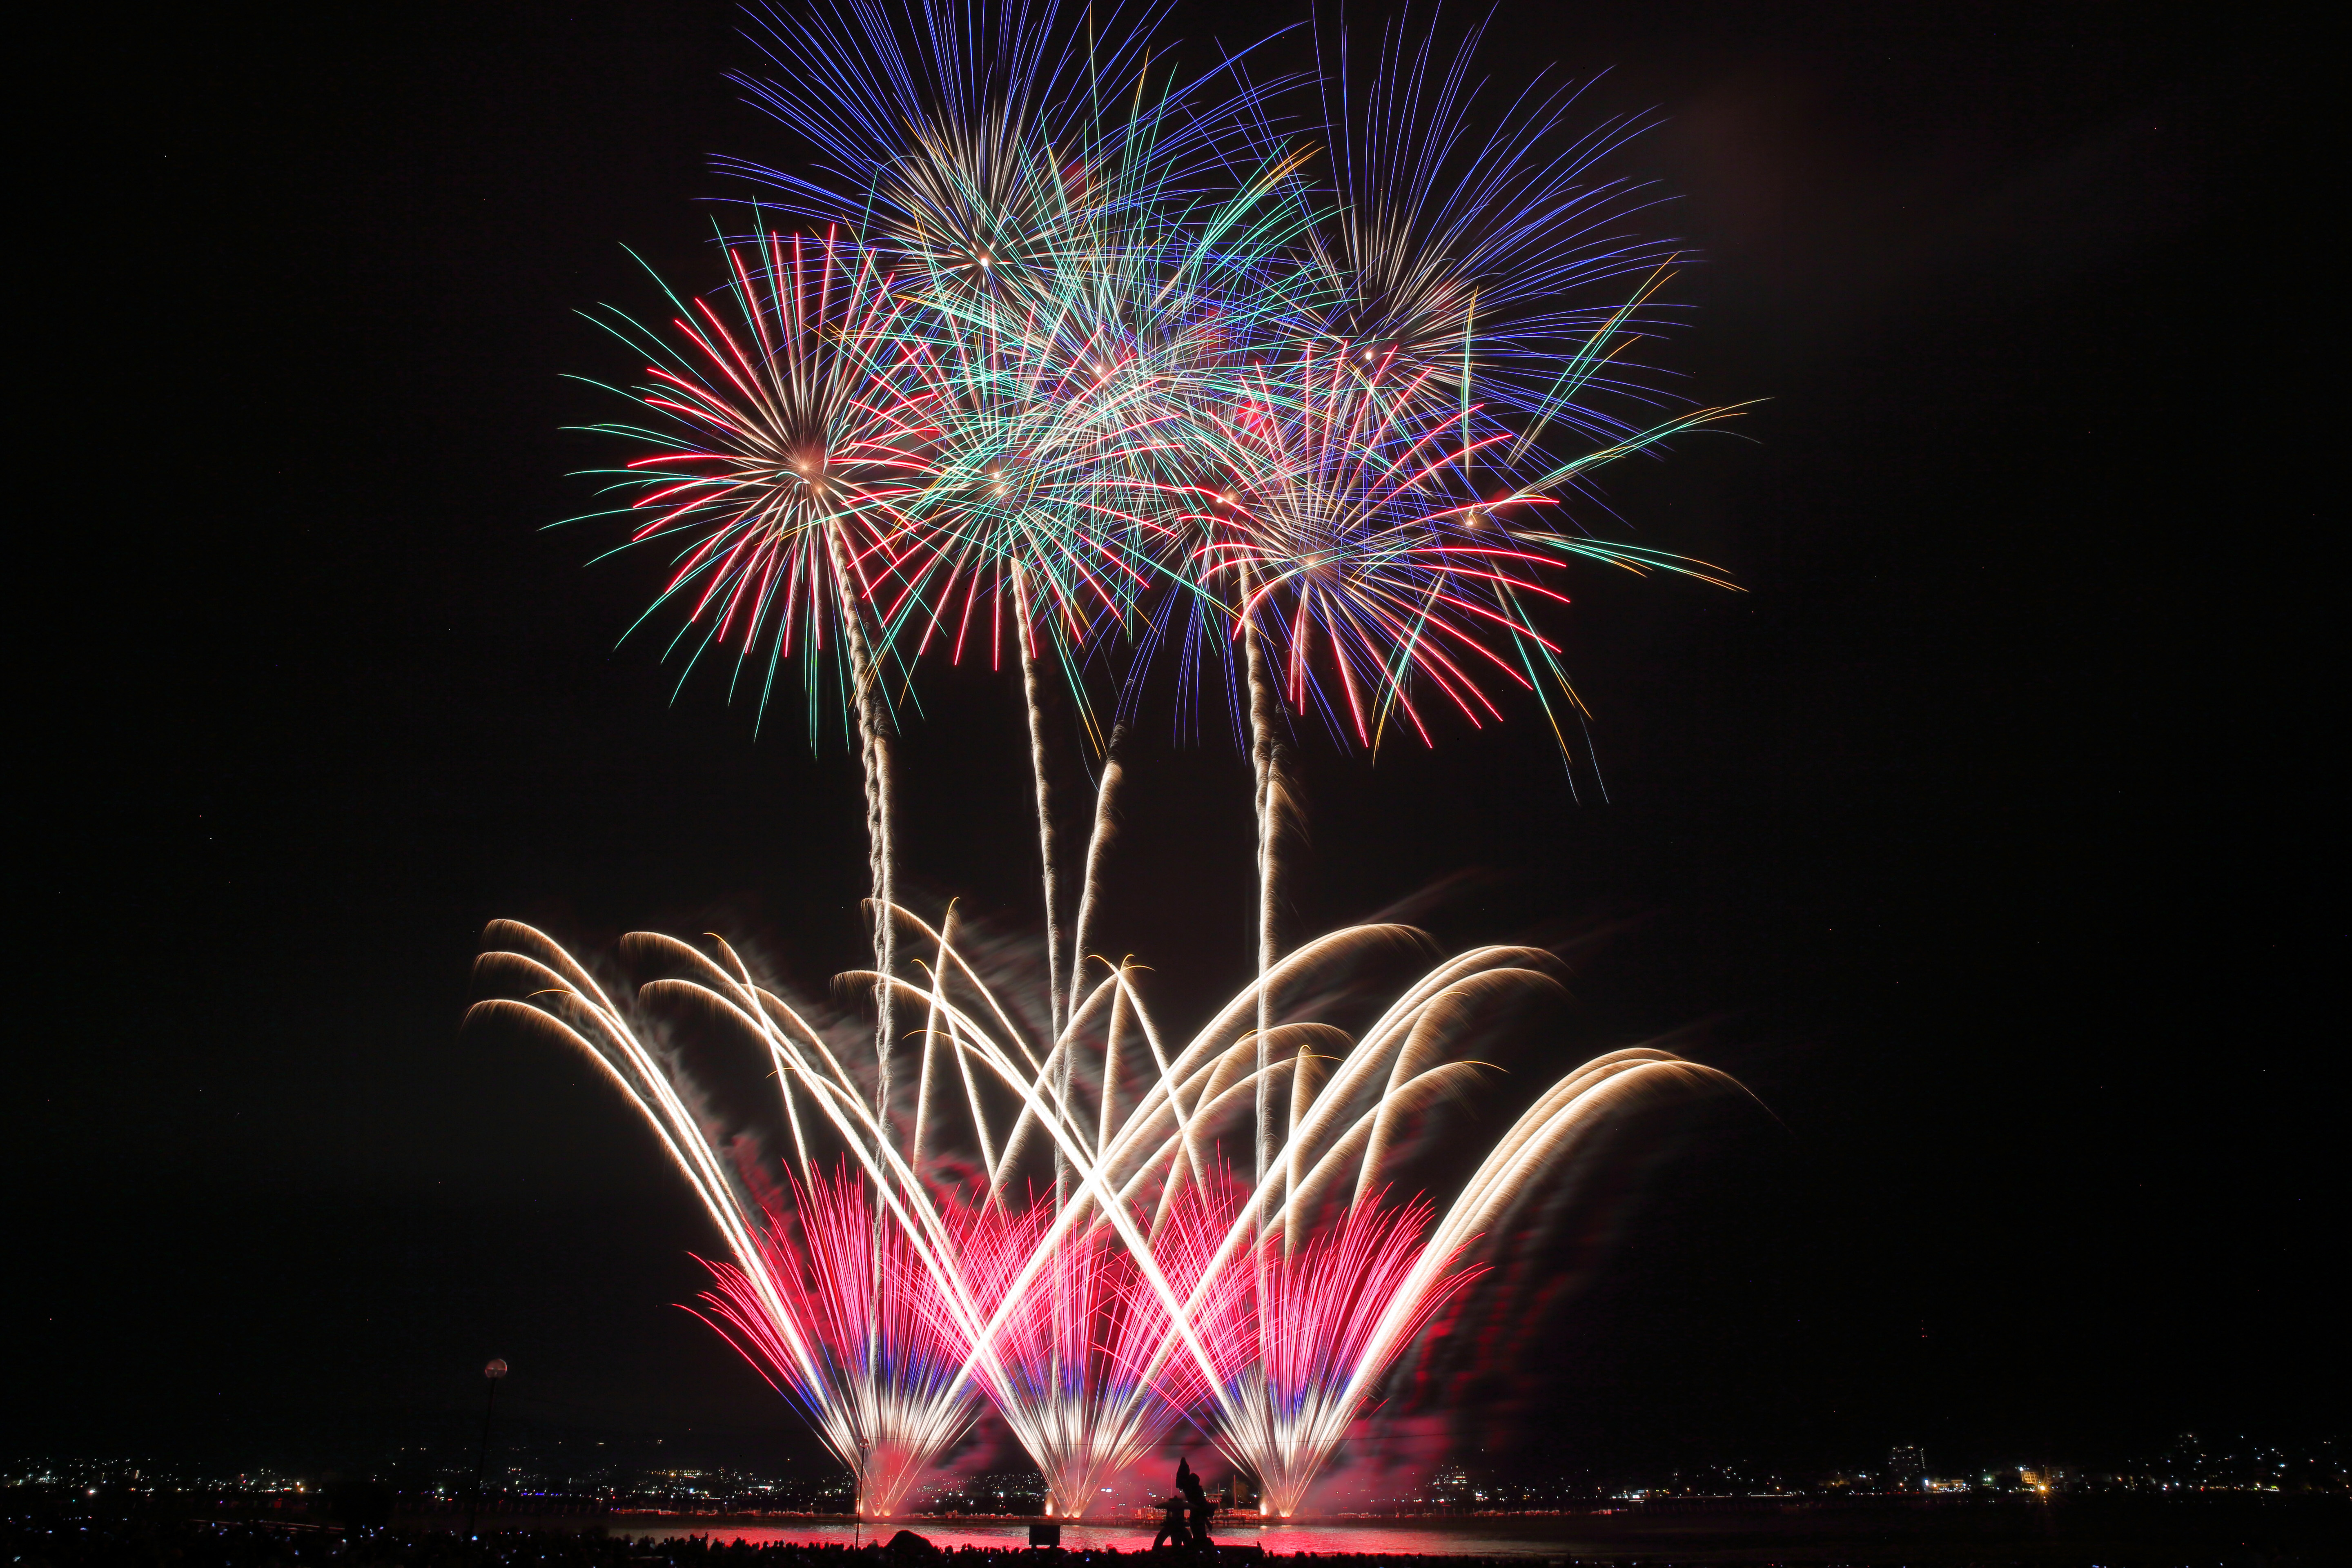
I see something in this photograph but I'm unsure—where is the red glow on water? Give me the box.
[616,1520,1579,1558]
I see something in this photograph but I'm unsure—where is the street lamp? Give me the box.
[466,1359,509,1539]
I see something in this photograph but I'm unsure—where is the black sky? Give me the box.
[13,0,2333,1482]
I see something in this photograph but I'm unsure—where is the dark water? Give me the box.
[608,1500,2350,1565]
[616,1520,1592,1558]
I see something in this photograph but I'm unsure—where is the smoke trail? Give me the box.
[1013,566,1071,1223]
[1073,725,1129,1183]
[1015,566,1066,1042]
[1239,571,1281,1463]
[824,525,898,1104]
[824,524,900,1515]
[1068,723,1128,990]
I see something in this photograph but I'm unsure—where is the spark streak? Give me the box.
[469,909,1746,1518]
[529,0,1755,1521]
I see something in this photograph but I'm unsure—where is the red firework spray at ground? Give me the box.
[469,914,1744,1518]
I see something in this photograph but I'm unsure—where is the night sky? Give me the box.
[15,1,2330,1483]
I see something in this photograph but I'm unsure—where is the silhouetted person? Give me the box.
[1179,1463,1212,1550]
[1149,1493,1187,1552]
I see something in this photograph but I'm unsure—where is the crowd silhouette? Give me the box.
[1147,1461,1216,1555]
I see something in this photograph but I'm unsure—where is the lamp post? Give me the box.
[466,1359,509,1539]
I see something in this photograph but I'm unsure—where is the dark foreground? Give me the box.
[5,1504,2348,1568]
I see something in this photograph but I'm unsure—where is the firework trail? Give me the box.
[462,921,978,1517]
[566,225,980,1123]
[1288,4,1704,443]
[1018,565,1069,1046]
[726,3,1320,1045]
[470,897,1746,1518]
[569,228,942,740]
[694,1164,972,1513]
[1209,1198,1474,1518]
[584,1,1746,840]
[543,0,1759,1521]
[925,1196,1173,1515]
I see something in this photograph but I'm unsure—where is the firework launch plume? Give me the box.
[469,902,1748,1518]
[526,0,1757,1522]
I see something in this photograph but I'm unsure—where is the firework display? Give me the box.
[572,2,1742,766]
[506,0,1748,1523]
[470,916,1738,1518]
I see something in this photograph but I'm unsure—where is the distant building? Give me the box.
[1887,1446,1927,1490]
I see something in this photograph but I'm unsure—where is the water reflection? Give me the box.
[618,1521,1586,1559]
